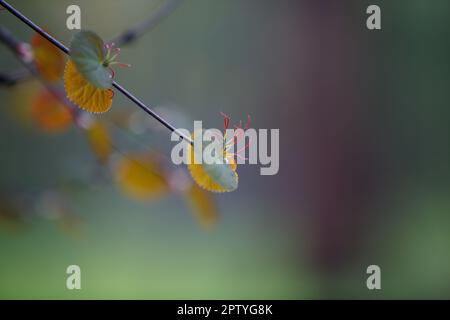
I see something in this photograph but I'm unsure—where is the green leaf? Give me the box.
[194,133,238,192]
[203,161,238,191]
[69,31,112,89]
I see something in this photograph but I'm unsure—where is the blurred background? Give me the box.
[0,0,449,299]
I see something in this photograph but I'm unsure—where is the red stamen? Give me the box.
[220,112,230,130]
[222,113,253,153]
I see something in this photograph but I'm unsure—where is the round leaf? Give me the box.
[69,31,112,89]
[187,130,238,193]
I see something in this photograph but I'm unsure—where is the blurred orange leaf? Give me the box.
[185,184,218,230]
[31,32,65,82]
[86,121,112,164]
[115,154,169,201]
[31,89,73,133]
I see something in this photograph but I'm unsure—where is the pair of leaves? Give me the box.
[187,130,239,193]
[32,30,114,113]
[65,32,240,193]
[64,31,115,113]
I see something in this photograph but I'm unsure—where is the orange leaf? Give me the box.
[115,154,169,201]
[185,184,218,230]
[86,121,112,164]
[31,89,73,133]
[32,33,65,82]
[64,59,113,113]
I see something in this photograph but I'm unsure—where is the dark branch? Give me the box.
[110,0,184,46]
[0,0,184,84]
[0,26,37,86]
[0,26,39,76]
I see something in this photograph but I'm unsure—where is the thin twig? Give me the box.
[0,26,40,79]
[0,0,193,145]
[110,0,183,47]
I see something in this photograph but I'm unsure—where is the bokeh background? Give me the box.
[1,0,449,299]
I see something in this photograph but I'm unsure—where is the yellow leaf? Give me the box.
[115,154,169,201]
[86,121,111,164]
[188,162,236,193]
[64,59,113,113]
[187,132,238,193]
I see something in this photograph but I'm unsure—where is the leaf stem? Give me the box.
[0,0,193,145]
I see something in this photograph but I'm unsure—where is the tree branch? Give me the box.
[0,26,39,77]
[0,0,192,145]
[110,0,184,47]
[0,0,184,86]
